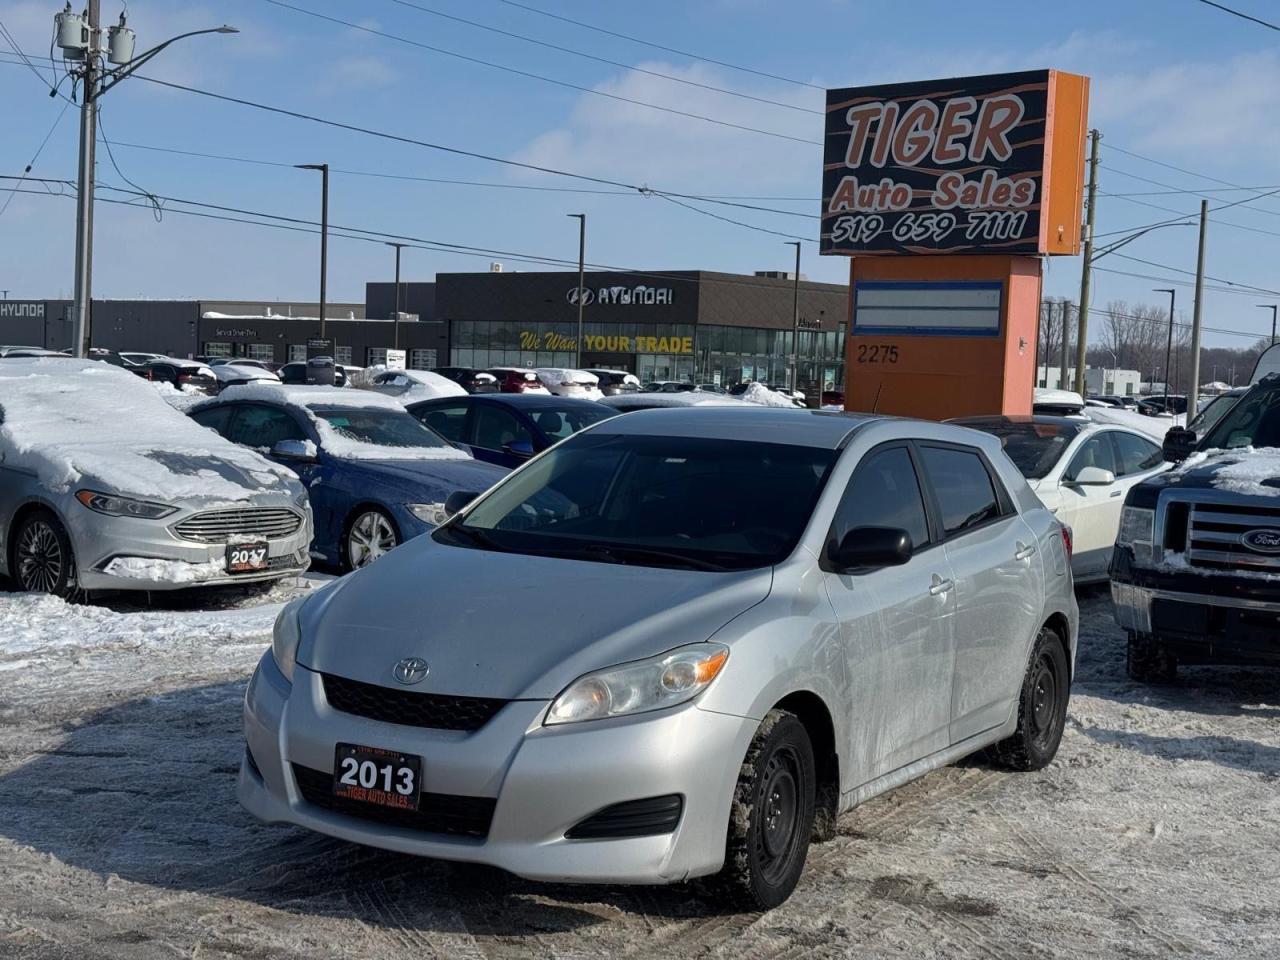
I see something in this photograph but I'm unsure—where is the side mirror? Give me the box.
[271,439,317,462]
[502,439,535,458]
[828,526,913,573]
[444,490,479,516]
[1070,466,1116,486]
[1162,426,1197,464]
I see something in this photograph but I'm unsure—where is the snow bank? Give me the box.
[397,370,466,399]
[0,358,300,501]
[740,382,801,408]
[1086,406,1185,439]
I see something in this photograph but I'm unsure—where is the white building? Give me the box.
[1036,366,1142,397]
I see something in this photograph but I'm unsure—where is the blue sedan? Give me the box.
[188,386,508,569]
[405,393,618,468]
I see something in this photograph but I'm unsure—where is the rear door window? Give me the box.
[190,405,233,437]
[227,404,307,450]
[830,445,931,551]
[473,405,534,451]
[1110,432,1163,476]
[919,445,1005,537]
[1064,434,1118,481]
[415,402,470,443]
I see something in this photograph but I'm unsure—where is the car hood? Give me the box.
[297,534,773,700]
[341,456,508,491]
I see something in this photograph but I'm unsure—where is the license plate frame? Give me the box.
[225,541,269,574]
[332,742,422,811]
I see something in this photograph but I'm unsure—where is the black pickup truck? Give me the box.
[1110,373,1280,681]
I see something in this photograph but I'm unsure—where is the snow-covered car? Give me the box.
[212,362,280,391]
[598,392,751,411]
[238,408,1076,910]
[0,358,312,596]
[585,368,640,396]
[737,382,807,409]
[952,415,1169,582]
[486,367,551,395]
[362,369,466,401]
[1113,372,1280,681]
[534,368,603,401]
[187,384,507,569]
[1032,388,1086,416]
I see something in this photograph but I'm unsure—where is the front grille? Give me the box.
[321,673,508,732]
[174,507,303,544]
[291,764,496,838]
[1186,502,1280,572]
[566,794,684,839]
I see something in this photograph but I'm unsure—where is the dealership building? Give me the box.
[3,269,849,391]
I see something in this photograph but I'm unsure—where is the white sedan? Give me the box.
[954,415,1169,583]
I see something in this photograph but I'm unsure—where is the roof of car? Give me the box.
[596,407,878,448]
[953,414,1086,428]
[206,382,404,411]
[409,393,606,411]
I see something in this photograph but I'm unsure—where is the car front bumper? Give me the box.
[237,654,756,884]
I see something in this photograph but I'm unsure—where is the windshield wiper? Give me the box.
[440,524,504,551]
[575,543,732,572]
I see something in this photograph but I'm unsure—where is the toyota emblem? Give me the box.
[393,657,430,684]
[1241,529,1280,554]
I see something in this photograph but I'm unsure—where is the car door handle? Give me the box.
[1110,490,1123,498]
[1015,541,1037,561]
[929,574,954,596]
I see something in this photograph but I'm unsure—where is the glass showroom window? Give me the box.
[287,344,307,362]
[335,345,353,365]
[410,349,437,370]
[246,343,274,362]
[368,347,388,368]
[202,342,232,358]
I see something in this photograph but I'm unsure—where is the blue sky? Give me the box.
[1,0,1278,348]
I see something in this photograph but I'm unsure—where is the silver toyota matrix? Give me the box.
[239,408,1077,910]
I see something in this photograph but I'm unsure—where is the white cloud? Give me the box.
[324,54,396,92]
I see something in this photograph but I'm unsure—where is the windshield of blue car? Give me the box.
[1200,384,1280,450]
[437,433,838,570]
[956,419,1081,480]
[314,408,451,449]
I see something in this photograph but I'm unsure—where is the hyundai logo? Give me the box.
[392,657,430,684]
[1241,529,1280,554]
[566,286,594,306]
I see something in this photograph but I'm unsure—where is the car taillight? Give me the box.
[1060,523,1073,561]
[177,372,192,382]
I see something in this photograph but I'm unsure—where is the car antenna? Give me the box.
[871,382,883,414]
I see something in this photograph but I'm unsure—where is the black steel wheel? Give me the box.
[989,627,1071,772]
[14,510,78,598]
[704,709,815,911]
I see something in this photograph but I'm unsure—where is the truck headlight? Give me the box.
[1117,506,1155,565]
[407,502,449,526]
[75,490,176,520]
[271,597,305,683]
[545,643,729,726]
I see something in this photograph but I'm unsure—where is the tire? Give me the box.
[13,510,79,599]
[989,627,1070,772]
[1126,632,1177,683]
[343,508,399,571]
[703,709,815,911]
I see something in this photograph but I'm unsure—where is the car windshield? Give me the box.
[527,403,617,441]
[314,408,450,449]
[1200,384,1280,450]
[1188,393,1242,436]
[437,433,837,570]
[958,419,1081,479]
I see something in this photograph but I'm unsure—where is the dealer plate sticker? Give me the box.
[332,743,421,811]
[226,541,268,574]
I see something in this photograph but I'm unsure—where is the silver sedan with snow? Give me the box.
[0,358,312,595]
[239,408,1077,909]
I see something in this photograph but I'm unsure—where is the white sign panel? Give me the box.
[853,281,1002,337]
[385,348,407,371]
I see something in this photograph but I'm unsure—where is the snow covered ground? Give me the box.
[0,583,1277,958]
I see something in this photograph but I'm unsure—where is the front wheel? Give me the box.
[989,627,1070,772]
[703,709,815,911]
[14,510,79,599]
[344,508,399,570]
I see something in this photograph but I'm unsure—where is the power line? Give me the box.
[1110,253,1280,297]
[1195,0,1280,31]
[657,193,814,242]
[492,0,825,90]
[264,0,820,147]
[1103,167,1280,219]
[0,99,71,221]
[383,0,821,115]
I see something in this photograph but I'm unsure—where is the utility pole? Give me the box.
[1074,129,1100,396]
[1259,304,1278,346]
[295,164,329,340]
[567,214,585,367]
[1155,288,1176,395]
[57,5,237,357]
[1188,199,1208,419]
[386,242,406,350]
[786,241,802,392]
[1059,301,1071,390]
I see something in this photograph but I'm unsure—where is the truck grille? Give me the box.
[1186,502,1280,571]
[173,508,302,543]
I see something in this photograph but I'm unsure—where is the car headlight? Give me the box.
[271,597,305,683]
[1117,506,1155,565]
[545,643,729,726]
[407,502,449,526]
[75,489,176,520]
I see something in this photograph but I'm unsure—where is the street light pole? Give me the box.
[1259,304,1278,346]
[296,164,329,340]
[59,8,238,357]
[568,214,585,368]
[386,242,406,350]
[1155,288,1176,394]
[786,241,801,392]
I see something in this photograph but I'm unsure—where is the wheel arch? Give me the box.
[6,497,66,573]
[1042,611,1074,680]
[771,689,840,842]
